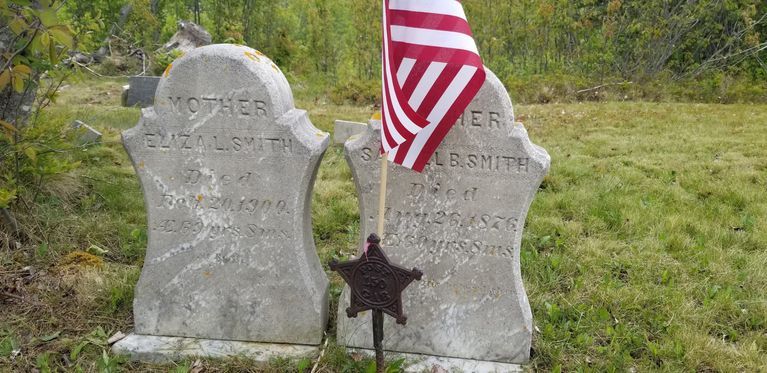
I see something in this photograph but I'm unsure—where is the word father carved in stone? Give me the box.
[339,69,550,364]
[119,45,329,356]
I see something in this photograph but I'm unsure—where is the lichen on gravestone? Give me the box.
[338,69,550,364]
[121,44,329,346]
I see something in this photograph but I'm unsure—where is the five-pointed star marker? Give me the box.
[330,234,423,325]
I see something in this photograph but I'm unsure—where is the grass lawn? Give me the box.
[1,78,765,372]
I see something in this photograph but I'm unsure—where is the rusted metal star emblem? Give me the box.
[331,233,422,372]
[330,233,423,325]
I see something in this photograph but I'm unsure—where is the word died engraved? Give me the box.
[144,132,293,155]
[184,169,253,187]
[157,194,290,216]
[455,111,504,130]
[169,96,268,118]
[408,183,478,202]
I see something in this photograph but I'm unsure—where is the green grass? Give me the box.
[1,79,765,372]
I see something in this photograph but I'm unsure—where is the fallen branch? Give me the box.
[311,334,330,373]
[72,62,135,79]
[1,292,44,307]
[576,82,633,94]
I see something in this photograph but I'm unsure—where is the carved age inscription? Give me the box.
[152,219,292,241]
[381,204,519,260]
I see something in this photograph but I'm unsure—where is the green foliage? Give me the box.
[0,187,16,208]
[58,0,767,104]
[1,1,74,91]
[123,0,161,48]
[62,6,105,52]
[151,48,183,76]
[1,0,81,239]
[62,0,122,48]
[330,78,379,105]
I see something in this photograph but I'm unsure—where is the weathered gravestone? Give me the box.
[122,76,162,108]
[71,120,102,145]
[338,69,550,369]
[334,120,367,145]
[113,44,330,362]
[161,21,213,54]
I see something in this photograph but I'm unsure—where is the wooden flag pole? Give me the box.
[375,154,389,373]
[377,155,388,237]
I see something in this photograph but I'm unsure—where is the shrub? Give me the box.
[1,1,79,241]
[330,78,380,106]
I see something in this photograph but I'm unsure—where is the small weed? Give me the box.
[0,334,18,358]
[96,349,125,373]
[296,357,312,372]
[35,352,52,373]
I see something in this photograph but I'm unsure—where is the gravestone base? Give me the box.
[112,334,320,363]
[349,349,524,373]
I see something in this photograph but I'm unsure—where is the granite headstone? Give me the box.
[122,76,161,108]
[334,120,367,145]
[71,120,102,145]
[338,69,550,367]
[114,44,329,361]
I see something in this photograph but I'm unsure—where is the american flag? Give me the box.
[381,0,486,172]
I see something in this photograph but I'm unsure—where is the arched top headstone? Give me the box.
[119,44,329,352]
[339,67,550,365]
[152,44,294,121]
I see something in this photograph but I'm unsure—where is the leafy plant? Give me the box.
[151,48,182,76]
[1,0,79,241]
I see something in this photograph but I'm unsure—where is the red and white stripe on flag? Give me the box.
[381,0,486,172]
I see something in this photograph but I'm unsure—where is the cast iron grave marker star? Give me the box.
[330,233,422,372]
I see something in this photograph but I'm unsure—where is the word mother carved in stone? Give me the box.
[339,69,550,364]
[122,45,329,346]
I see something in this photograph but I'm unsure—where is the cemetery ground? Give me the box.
[0,78,765,373]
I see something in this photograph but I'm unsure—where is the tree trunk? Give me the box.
[194,0,201,24]
[93,4,133,62]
